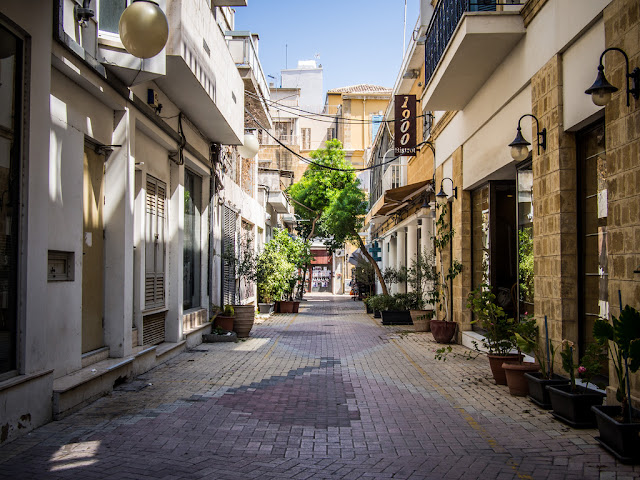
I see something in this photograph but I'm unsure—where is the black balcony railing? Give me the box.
[424,1,519,87]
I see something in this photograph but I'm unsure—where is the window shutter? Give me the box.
[222,206,237,306]
[145,176,166,309]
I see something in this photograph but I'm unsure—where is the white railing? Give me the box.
[226,32,271,100]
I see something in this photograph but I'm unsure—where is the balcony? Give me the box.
[153,0,244,145]
[227,31,273,129]
[422,0,525,111]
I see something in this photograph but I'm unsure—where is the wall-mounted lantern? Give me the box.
[119,0,169,59]
[585,47,639,107]
[508,114,546,162]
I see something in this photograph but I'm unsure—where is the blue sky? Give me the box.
[234,1,421,94]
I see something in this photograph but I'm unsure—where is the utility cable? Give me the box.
[245,108,431,173]
[246,90,428,125]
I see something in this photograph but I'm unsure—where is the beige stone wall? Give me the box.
[602,0,640,404]
[531,55,579,354]
[434,148,471,334]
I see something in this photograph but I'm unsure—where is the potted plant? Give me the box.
[406,251,437,331]
[547,339,606,428]
[517,315,569,408]
[366,294,383,318]
[591,304,640,463]
[467,283,518,385]
[429,203,463,344]
[502,315,540,396]
[213,304,235,332]
[221,234,257,338]
[372,294,411,325]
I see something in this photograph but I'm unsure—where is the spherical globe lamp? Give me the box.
[119,0,169,59]
[237,133,260,159]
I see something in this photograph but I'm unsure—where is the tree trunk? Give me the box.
[357,235,388,295]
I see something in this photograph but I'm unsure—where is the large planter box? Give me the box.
[233,305,255,338]
[410,309,432,332]
[592,405,640,464]
[258,303,274,314]
[381,310,413,325]
[203,331,237,343]
[547,384,604,428]
[373,310,381,319]
[524,372,569,409]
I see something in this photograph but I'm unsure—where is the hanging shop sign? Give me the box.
[394,94,416,155]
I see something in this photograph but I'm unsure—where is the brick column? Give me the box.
[602,0,640,405]
[531,55,578,349]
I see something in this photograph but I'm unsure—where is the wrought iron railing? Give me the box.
[424,0,521,87]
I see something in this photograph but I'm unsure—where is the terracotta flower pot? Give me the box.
[430,320,457,344]
[213,315,234,332]
[502,361,540,396]
[486,353,522,385]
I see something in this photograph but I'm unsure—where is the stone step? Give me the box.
[53,346,157,420]
[155,340,186,363]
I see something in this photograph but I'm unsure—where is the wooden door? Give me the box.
[82,146,105,353]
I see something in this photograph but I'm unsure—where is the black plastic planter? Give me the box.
[524,372,570,409]
[547,384,604,428]
[592,405,640,464]
[365,304,373,314]
[373,310,381,319]
[381,310,413,325]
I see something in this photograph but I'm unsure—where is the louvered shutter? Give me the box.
[222,206,237,306]
[145,176,166,309]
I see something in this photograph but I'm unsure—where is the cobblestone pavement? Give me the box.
[1,295,639,479]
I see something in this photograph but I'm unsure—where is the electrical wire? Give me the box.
[245,108,429,173]
[246,90,428,125]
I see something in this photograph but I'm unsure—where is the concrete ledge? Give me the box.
[184,322,212,349]
[53,357,135,420]
[81,346,110,368]
[0,370,54,445]
[155,341,187,364]
[132,346,157,376]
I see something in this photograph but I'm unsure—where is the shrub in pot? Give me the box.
[213,305,235,331]
[502,315,540,396]
[467,284,518,385]
[591,305,640,463]
[515,315,568,408]
[547,340,606,428]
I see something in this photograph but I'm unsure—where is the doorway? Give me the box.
[82,145,105,354]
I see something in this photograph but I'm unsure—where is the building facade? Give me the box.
[368,0,639,407]
[0,0,271,444]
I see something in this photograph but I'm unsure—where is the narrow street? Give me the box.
[0,296,636,480]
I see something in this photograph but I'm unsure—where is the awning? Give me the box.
[371,180,432,219]
[348,248,366,266]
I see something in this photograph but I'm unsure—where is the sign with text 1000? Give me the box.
[394,94,416,155]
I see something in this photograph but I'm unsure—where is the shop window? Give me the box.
[577,120,607,358]
[517,160,534,318]
[471,182,517,325]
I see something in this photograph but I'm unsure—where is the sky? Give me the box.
[234,0,421,95]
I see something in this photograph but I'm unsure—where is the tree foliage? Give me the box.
[287,139,389,294]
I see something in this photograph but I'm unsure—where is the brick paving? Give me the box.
[1,294,639,479]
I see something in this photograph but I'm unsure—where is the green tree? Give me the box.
[287,139,389,294]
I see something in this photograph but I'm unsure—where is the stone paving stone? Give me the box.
[1,294,640,479]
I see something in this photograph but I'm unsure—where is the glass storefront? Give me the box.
[517,161,534,319]
[577,120,607,357]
